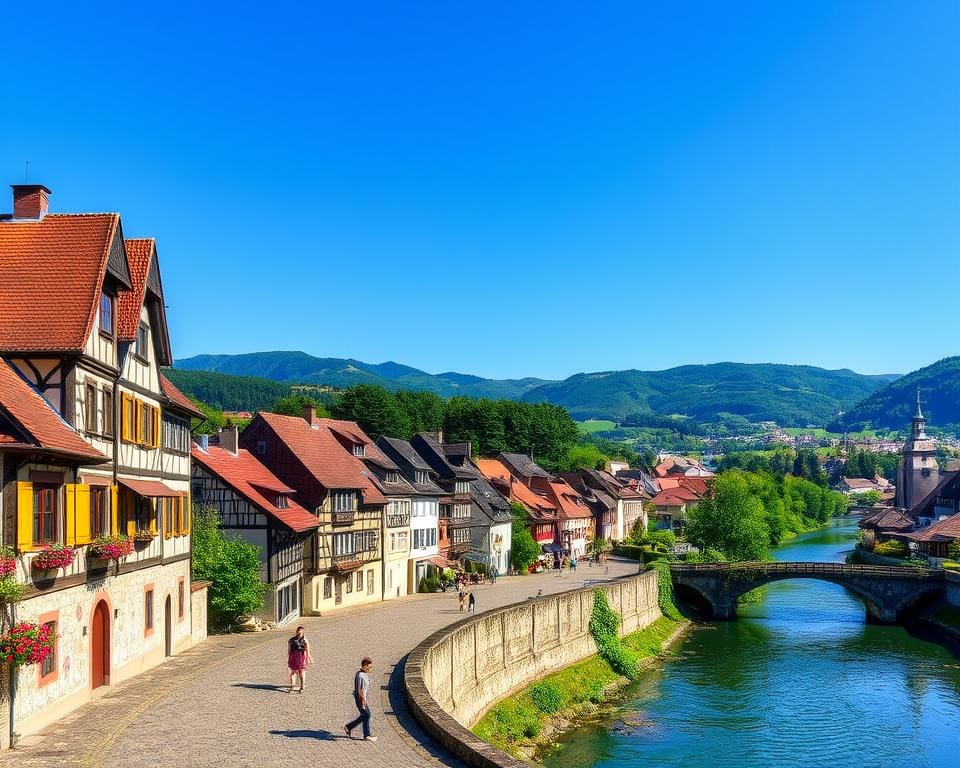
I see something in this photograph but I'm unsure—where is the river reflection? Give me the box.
[543,518,960,768]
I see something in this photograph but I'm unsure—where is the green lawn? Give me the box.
[578,419,616,434]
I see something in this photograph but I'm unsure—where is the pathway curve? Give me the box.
[3,560,638,768]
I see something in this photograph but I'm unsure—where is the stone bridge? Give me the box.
[670,562,946,623]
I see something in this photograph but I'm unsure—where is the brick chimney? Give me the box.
[303,405,319,428]
[12,185,51,220]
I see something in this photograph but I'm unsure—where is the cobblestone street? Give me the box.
[2,561,637,768]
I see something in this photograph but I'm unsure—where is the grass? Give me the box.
[473,617,680,757]
[934,605,960,632]
[577,419,616,435]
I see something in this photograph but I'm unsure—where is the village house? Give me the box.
[654,455,715,479]
[239,408,386,612]
[477,458,558,549]
[190,428,319,625]
[562,468,649,542]
[375,436,444,592]
[0,185,206,745]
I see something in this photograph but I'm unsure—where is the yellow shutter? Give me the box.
[75,485,91,545]
[163,499,172,539]
[152,408,161,448]
[135,400,144,444]
[17,481,34,552]
[181,495,191,536]
[65,484,77,546]
[121,394,133,442]
[111,485,119,536]
[149,499,158,534]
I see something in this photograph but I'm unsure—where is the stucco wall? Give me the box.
[405,570,661,768]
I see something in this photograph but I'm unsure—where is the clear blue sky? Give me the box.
[2,1,957,380]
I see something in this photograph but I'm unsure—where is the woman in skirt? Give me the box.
[287,625,311,693]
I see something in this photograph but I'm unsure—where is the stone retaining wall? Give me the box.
[404,571,661,768]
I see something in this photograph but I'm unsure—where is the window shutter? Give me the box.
[135,401,144,444]
[111,485,119,536]
[152,408,161,448]
[181,495,191,536]
[149,500,158,534]
[121,394,133,442]
[75,485,91,545]
[17,481,34,552]
[163,499,172,540]
[65,484,77,546]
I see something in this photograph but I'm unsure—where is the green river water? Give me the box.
[543,518,960,768]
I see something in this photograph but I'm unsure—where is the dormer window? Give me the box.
[276,495,289,509]
[333,491,356,512]
[352,444,365,457]
[99,292,114,336]
[387,471,399,484]
[135,323,149,360]
[415,470,428,485]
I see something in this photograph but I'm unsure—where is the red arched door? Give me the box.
[91,600,110,689]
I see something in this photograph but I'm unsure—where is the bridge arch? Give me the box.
[670,562,945,624]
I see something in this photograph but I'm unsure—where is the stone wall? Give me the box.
[946,571,960,607]
[405,571,661,768]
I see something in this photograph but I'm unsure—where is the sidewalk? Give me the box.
[1,560,638,768]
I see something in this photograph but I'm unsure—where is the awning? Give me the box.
[118,478,182,498]
[427,556,453,569]
[82,475,113,486]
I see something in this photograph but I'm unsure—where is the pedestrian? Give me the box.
[571,557,577,573]
[345,657,377,742]
[468,590,476,613]
[490,566,498,584]
[458,589,466,613]
[287,625,311,694]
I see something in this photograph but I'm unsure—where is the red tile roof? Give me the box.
[905,513,960,543]
[511,479,557,516]
[0,360,107,461]
[322,418,399,471]
[192,445,320,533]
[256,412,388,505]
[476,458,512,483]
[651,489,696,506]
[118,238,153,340]
[548,480,593,520]
[0,214,120,351]
[159,373,206,419]
[677,477,709,498]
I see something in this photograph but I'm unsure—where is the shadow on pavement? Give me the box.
[232,682,290,692]
[268,729,340,740]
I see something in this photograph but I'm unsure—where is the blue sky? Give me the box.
[1,1,957,380]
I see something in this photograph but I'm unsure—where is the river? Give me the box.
[543,518,960,767]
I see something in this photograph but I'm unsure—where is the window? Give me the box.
[415,471,428,485]
[256,441,267,455]
[356,530,377,552]
[455,480,471,494]
[323,577,332,599]
[333,532,354,556]
[386,471,399,483]
[103,389,114,437]
[141,403,153,446]
[352,444,365,457]
[178,579,185,620]
[397,531,408,550]
[355,571,363,592]
[144,588,154,636]
[162,497,179,538]
[276,495,289,509]
[135,323,149,360]
[162,414,189,452]
[90,486,109,539]
[85,383,98,432]
[99,292,113,336]
[38,617,57,687]
[135,496,155,534]
[367,569,374,595]
[332,492,356,512]
[33,485,60,545]
[345,574,353,594]
[453,503,470,519]
[389,533,396,551]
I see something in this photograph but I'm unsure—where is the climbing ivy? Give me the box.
[647,559,683,621]
[588,590,640,679]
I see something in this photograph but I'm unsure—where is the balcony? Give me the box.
[331,553,363,571]
[386,513,410,528]
[332,511,356,526]
[447,541,470,556]
[445,515,472,529]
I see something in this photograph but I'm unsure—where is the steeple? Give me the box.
[912,387,926,439]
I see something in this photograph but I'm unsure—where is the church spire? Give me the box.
[911,387,926,439]
[914,387,924,420]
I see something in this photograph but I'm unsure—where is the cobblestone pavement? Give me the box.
[2,560,638,768]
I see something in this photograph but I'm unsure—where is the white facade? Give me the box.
[408,496,440,592]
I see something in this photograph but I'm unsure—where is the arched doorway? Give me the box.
[91,600,110,689]
[164,596,173,657]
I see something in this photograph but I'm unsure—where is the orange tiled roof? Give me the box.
[907,513,960,543]
[0,360,107,461]
[476,458,511,483]
[651,489,695,506]
[0,214,121,351]
[192,444,319,533]
[118,238,153,340]
[548,480,593,520]
[511,479,557,515]
[256,412,388,505]
[160,373,206,419]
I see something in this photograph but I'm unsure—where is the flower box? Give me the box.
[0,622,55,668]
[88,536,134,561]
[133,530,156,543]
[0,558,16,579]
[31,546,75,571]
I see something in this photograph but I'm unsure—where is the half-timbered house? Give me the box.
[0,184,206,745]
[191,428,319,625]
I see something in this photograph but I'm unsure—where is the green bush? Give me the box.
[419,576,439,593]
[874,539,908,558]
[648,558,684,621]
[589,590,639,679]
[530,681,564,714]
[943,560,960,571]
[647,529,676,549]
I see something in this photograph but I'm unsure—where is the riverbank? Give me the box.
[472,616,689,761]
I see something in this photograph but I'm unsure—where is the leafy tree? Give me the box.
[558,443,608,472]
[270,394,330,419]
[395,390,444,434]
[792,449,827,487]
[686,471,771,561]
[509,503,541,574]
[191,506,267,623]
[332,384,414,438]
[190,397,227,435]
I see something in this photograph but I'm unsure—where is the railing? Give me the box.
[669,561,942,580]
[331,511,356,525]
[447,542,470,556]
[386,513,411,528]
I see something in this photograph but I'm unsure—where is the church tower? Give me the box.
[896,389,939,511]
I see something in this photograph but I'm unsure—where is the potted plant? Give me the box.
[88,535,134,561]
[0,622,55,668]
[31,545,76,572]
[0,545,17,578]
[0,577,27,606]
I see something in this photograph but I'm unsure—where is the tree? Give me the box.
[270,394,330,419]
[558,443,607,472]
[190,397,227,435]
[685,471,771,561]
[508,503,540,574]
[191,506,267,624]
[332,384,413,439]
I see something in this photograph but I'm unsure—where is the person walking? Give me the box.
[345,657,376,742]
[287,626,311,693]
[490,566,498,584]
[458,588,466,613]
[468,590,476,613]
[571,557,577,573]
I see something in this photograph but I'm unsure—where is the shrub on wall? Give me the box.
[647,559,684,621]
[589,590,639,679]
[530,681,564,714]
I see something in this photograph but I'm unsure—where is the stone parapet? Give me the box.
[404,570,661,768]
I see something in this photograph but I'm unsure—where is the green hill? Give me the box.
[827,357,960,434]
[175,351,552,400]
[161,368,294,411]
[520,363,897,425]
